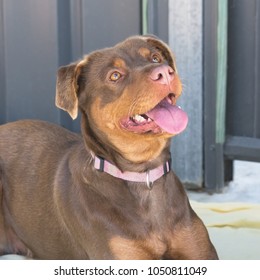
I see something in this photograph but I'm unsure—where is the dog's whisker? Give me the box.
[128,98,139,118]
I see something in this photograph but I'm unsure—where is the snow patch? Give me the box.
[188,161,260,203]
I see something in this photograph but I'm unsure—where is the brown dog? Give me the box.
[0,35,218,259]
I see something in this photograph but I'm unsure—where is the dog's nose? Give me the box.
[150,65,174,85]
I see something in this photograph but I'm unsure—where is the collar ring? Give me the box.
[146,170,153,190]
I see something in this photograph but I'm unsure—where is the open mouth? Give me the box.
[120,94,188,135]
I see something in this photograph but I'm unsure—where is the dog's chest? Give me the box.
[104,189,171,259]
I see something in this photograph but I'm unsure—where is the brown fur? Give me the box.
[0,35,218,259]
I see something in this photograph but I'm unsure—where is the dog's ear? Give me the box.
[55,59,87,119]
[143,35,178,73]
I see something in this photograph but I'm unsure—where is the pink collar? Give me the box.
[93,155,171,189]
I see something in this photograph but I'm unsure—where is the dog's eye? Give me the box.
[110,71,121,82]
[151,54,161,63]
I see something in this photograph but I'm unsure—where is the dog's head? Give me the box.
[56,35,188,164]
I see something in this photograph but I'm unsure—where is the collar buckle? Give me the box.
[97,156,105,172]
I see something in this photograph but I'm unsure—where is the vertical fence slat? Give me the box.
[216,0,228,144]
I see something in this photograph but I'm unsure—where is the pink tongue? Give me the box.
[146,99,188,134]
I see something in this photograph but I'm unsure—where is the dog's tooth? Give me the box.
[133,114,146,123]
[135,116,142,122]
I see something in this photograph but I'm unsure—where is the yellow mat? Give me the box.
[191,201,260,260]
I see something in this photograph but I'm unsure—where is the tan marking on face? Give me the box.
[138,47,151,58]
[113,58,126,68]
[90,97,170,163]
